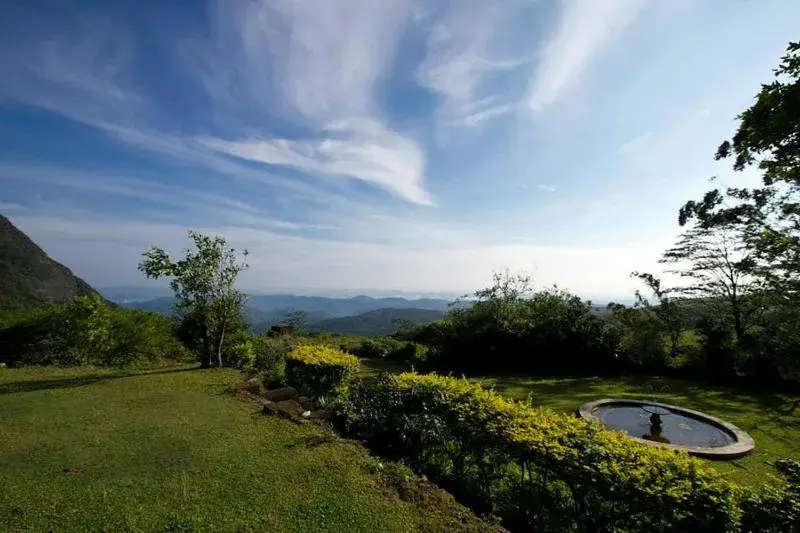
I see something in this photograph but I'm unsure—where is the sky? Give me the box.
[1,0,799,301]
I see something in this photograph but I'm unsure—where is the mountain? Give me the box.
[246,293,458,318]
[119,294,456,335]
[97,286,173,303]
[308,308,445,336]
[0,213,103,310]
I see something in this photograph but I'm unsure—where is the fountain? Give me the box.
[578,399,755,459]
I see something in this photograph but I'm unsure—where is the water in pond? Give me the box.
[593,405,736,448]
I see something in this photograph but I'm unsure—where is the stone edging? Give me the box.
[577,398,755,459]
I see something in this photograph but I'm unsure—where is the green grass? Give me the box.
[0,365,491,532]
[474,373,800,486]
[357,359,800,486]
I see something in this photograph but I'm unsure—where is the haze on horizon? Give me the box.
[2,0,799,303]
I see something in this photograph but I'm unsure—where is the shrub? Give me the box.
[0,296,189,367]
[285,344,359,398]
[252,335,293,387]
[411,286,621,375]
[336,372,744,532]
[739,459,800,532]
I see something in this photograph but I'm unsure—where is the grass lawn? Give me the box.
[358,359,800,487]
[0,366,491,532]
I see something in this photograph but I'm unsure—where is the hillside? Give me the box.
[0,213,102,309]
[308,307,446,336]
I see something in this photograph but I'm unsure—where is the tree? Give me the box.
[659,225,760,346]
[280,309,308,335]
[679,42,800,297]
[631,272,683,362]
[139,231,248,367]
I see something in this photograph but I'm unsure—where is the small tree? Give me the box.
[139,231,248,367]
[631,272,683,362]
[280,309,308,335]
[660,225,760,346]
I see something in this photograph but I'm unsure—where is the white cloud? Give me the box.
[529,0,644,112]
[0,1,431,206]
[202,0,412,125]
[536,184,557,193]
[0,164,338,231]
[616,131,653,155]
[416,1,531,127]
[0,202,25,212]
[0,13,138,125]
[200,118,433,206]
[13,213,662,298]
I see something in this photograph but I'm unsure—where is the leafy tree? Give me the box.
[280,309,308,334]
[660,225,760,346]
[139,231,248,367]
[679,42,800,297]
[678,41,800,381]
[631,272,683,362]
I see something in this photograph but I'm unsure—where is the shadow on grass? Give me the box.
[0,366,201,396]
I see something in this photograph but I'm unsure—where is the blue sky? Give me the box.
[1,0,799,300]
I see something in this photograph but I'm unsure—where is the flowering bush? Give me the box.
[336,372,758,532]
[285,344,359,398]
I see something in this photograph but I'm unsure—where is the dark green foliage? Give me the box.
[0,213,103,310]
[674,42,800,383]
[343,336,427,363]
[251,334,293,387]
[0,296,189,366]
[739,459,800,533]
[409,274,620,375]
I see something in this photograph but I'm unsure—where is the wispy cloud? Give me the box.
[200,0,412,125]
[0,202,25,212]
[536,184,557,193]
[0,11,138,124]
[416,1,531,127]
[529,0,644,112]
[616,131,653,155]
[0,1,432,206]
[0,163,334,231]
[200,118,432,206]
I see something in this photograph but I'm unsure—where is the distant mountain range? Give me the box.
[113,293,461,336]
[0,213,104,310]
[308,308,446,336]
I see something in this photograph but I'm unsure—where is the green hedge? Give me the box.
[285,344,359,398]
[336,372,798,532]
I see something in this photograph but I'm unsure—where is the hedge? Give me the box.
[334,372,799,532]
[285,344,359,398]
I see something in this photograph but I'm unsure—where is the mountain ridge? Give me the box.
[0,213,104,309]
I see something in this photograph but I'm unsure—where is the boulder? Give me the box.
[263,400,279,415]
[238,377,264,395]
[275,399,305,420]
[265,386,299,403]
[298,396,315,411]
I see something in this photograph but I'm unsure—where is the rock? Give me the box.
[262,400,279,415]
[238,377,264,395]
[265,386,299,403]
[298,396,315,410]
[302,410,311,418]
[274,399,305,421]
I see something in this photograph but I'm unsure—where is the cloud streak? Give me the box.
[416,1,531,127]
[201,118,432,205]
[529,0,644,112]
